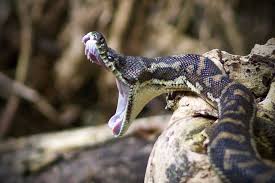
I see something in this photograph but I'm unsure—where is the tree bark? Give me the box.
[145,38,275,183]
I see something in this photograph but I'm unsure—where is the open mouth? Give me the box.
[82,33,106,68]
[82,32,131,136]
[108,79,131,136]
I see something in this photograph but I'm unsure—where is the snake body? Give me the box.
[82,31,275,183]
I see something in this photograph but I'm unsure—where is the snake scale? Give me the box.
[82,31,275,183]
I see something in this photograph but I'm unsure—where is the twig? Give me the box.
[0,115,168,179]
[0,1,32,137]
[108,0,135,50]
[0,72,68,126]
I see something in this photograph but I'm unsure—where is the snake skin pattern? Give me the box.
[82,31,275,183]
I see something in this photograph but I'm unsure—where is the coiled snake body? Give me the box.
[82,31,275,183]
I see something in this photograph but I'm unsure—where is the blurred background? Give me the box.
[0,0,274,138]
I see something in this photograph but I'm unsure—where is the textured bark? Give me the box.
[145,38,275,183]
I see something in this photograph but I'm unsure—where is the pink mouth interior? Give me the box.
[82,33,129,136]
[108,79,129,136]
[82,33,105,67]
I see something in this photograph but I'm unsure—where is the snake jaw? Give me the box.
[108,79,130,136]
[82,32,164,137]
[82,32,129,85]
[82,32,131,137]
[82,32,107,68]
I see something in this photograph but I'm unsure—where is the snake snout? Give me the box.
[82,32,105,67]
[82,33,92,44]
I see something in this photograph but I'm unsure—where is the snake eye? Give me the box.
[91,32,104,43]
[90,32,97,40]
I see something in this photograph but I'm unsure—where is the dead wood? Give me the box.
[145,38,275,183]
[0,115,170,183]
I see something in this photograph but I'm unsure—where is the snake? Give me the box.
[82,31,275,183]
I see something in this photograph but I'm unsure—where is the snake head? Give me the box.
[82,31,134,137]
[82,32,130,82]
[82,31,110,69]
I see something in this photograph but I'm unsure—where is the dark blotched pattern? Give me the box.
[109,51,275,182]
[88,31,275,182]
